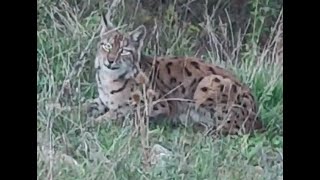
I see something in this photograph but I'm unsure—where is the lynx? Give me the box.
[87,13,263,136]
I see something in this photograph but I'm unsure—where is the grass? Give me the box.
[37,0,283,179]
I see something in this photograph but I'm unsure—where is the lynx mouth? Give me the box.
[105,63,120,70]
[109,66,120,70]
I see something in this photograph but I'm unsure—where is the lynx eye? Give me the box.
[101,43,112,52]
[120,48,131,56]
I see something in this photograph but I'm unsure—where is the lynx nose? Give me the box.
[107,54,117,64]
[108,58,115,64]
[105,56,120,70]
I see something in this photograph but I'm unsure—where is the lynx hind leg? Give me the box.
[213,104,263,135]
[193,74,263,135]
[87,98,109,119]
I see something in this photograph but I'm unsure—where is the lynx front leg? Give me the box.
[87,97,109,119]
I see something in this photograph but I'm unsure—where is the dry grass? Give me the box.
[37,0,283,179]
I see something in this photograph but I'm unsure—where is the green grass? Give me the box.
[37,0,283,179]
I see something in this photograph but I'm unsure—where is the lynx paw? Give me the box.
[86,99,109,119]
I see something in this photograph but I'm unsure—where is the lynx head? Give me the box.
[95,13,146,78]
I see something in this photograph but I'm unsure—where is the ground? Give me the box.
[37,0,283,179]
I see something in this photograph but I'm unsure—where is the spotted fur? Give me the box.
[87,14,264,136]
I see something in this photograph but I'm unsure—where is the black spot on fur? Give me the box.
[190,79,197,87]
[221,95,228,103]
[159,79,168,88]
[110,80,129,94]
[104,106,110,113]
[181,86,186,94]
[243,94,249,99]
[198,77,204,82]
[248,93,255,101]
[231,84,237,93]
[219,85,224,92]
[153,106,159,111]
[236,95,241,103]
[170,77,177,84]
[133,70,139,78]
[160,103,166,108]
[221,99,227,104]
[190,61,200,69]
[207,98,214,101]
[184,67,192,76]
[115,71,128,80]
[208,67,216,74]
[118,105,122,109]
[130,87,134,92]
[152,96,156,101]
[227,120,231,124]
[156,71,160,79]
[201,87,208,92]
[166,62,173,75]
[214,77,220,83]
[240,109,245,116]
[243,103,247,108]
[110,102,114,105]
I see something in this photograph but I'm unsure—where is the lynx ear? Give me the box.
[100,12,115,38]
[129,25,146,43]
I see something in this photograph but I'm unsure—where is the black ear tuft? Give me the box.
[99,11,115,38]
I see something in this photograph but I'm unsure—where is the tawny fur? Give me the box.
[87,14,264,136]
